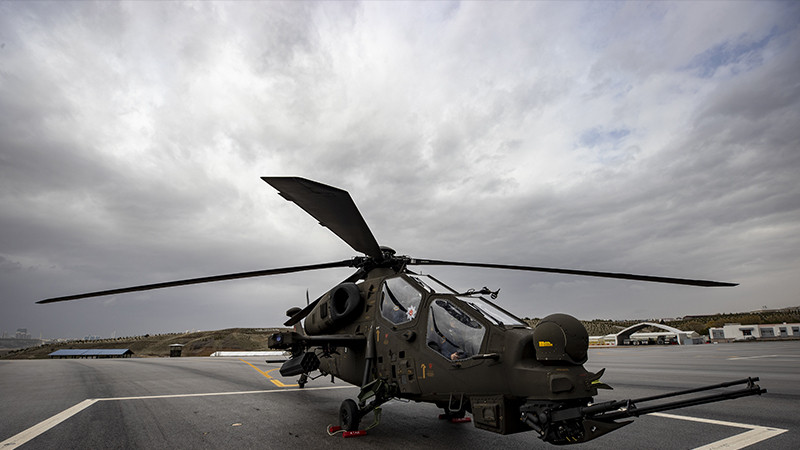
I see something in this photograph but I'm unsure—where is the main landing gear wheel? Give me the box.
[339,399,361,431]
[297,373,308,388]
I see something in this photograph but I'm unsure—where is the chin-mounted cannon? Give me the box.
[520,377,766,445]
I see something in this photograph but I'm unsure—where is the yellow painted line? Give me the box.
[239,359,298,387]
[265,368,283,378]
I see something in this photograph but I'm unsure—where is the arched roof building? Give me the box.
[590,323,700,346]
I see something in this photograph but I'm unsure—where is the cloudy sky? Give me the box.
[1,1,798,339]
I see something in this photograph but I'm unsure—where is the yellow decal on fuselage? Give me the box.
[538,340,553,347]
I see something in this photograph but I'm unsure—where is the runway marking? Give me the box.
[95,384,355,401]
[239,359,298,387]
[651,412,788,449]
[726,354,800,360]
[3,387,786,449]
[0,399,97,449]
[0,385,356,449]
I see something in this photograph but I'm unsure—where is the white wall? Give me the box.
[709,323,800,340]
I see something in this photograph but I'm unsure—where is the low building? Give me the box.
[15,328,31,340]
[709,323,800,341]
[49,349,134,358]
[589,335,617,346]
[589,322,702,346]
[169,344,184,357]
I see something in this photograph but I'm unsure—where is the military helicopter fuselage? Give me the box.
[319,270,590,395]
[270,258,609,441]
[39,176,764,445]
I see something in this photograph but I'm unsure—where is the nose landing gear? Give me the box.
[339,399,361,431]
[334,379,392,436]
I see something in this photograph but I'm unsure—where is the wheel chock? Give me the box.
[343,430,367,438]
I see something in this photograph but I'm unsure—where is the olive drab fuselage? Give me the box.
[301,269,598,409]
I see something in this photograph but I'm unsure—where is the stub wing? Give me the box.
[268,331,366,378]
[268,331,366,352]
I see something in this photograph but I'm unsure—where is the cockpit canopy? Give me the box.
[380,274,527,326]
[379,274,528,361]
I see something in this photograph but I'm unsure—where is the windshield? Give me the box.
[458,296,527,327]
[380,276,422,325]
[407,274,455,294]
[426,298,485,361]
[409,274,526,327]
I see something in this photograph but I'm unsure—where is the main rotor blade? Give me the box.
[262,177,383,258]
[37,259,356,304]
[284,268,366,326]
[410,259,738,287]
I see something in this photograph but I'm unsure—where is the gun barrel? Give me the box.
[521,376,765,445]
[586,377,765,421]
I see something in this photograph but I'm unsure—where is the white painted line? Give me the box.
[693,427,789,450]
[653,412,767,428]
[2,388,786,449]
[726,354,800,360]
[0,385,357,448]
[727,354,778,360]
[651,412,788,450]
[1,399,97,449]
[96,384,356,402]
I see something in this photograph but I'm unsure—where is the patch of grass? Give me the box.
[1,328,290,359]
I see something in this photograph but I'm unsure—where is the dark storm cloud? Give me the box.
[1,1,798,338]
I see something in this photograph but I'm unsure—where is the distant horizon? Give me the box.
[6,304,798,342]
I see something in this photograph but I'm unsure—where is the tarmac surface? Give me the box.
[1,341,797,449]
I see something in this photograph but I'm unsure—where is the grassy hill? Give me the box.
[666,308,800,334]
[5,307,799,359]
[1,328,290,360]
[527,307,800,336]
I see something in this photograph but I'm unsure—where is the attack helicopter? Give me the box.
[39,176,765,445]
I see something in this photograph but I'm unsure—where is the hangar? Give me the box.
[590,322,702,346]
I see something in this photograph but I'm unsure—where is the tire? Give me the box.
[339,399,361,431]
